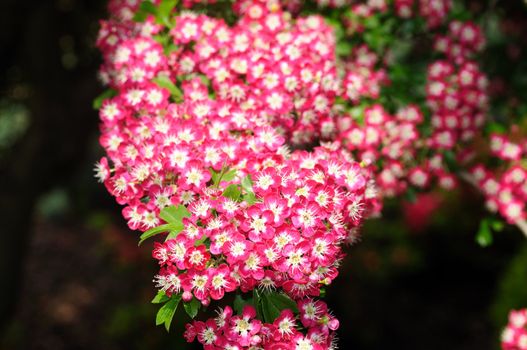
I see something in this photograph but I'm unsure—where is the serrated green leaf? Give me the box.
[476,219,493,247]
[160,204,191,224]
[152,290,170,304]
[152,75,183,102]
[156,294,182,331]
[223,184,241,201]
[138,223,173,246]
[183,298,201,319]
[92,89,117,110]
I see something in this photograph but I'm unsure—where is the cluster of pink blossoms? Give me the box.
[337,0,451,29]
[502,309,527,350]
[490,133,527,161]
[426,60,488,149]
[152,145,377,303]
[95,0,526,348]
[337,103,455,196]
[185,300,338,350]
[426,20,487,150]
[416,0,452,28]
[334,17,487,197]
[95,2,379,347]
[342,45,388,103]
[470,131,527,224]
[434,20,485,65]
[170,5,340,146]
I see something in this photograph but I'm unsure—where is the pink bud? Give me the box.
[182,291,193,302]
[328,318,340,331]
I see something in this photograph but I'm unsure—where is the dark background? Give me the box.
[1,1,527,349]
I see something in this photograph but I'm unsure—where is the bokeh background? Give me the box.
[1,1,527,349]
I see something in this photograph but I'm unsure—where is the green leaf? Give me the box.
[183,298,201,319]
[210,168,222,186]
[223,184,241,201]
[253,289,264,321]
[157,0,178,27]
[165,226,185,241]
[486,122,507,135]
[443,150,460,172]
[266,292,298,314]
[260,292,298,323]
[241,175,253,193]
[152,75,183,102]
[133,1,157,22]
[156,294,182,331]
[164,42,179,55]
[222,169,237,182]
[476,219,493,247]
[243,192,257,205]
[138,223,173,246]
[491,219,505,232]
[159,204,191,224]
[233,294,252,315]
[261,295,280,323]
[92,89,117,110]
[152,291,170,304]
[211,167,237,186]
[404,187,417,203]
[325,18,344,40]
[336,42,352,56]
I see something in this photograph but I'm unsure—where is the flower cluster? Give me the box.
[490,133,526,161]
[170,6,340,146]
[185,300,338,350]
[502,309,527,350]
[471,144,527,224]
[336,103,456,196]
[426,60,488,149]
[96,1,378,339]
[341,0,451,28]
[153,146,377,304]
[342,45,388,103]
[418,0,452,28]
[95,0,524,348]
[434,20,485,65]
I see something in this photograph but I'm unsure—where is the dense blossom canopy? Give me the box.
[95,0,527,348]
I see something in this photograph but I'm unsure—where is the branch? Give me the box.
[459,172,527,239]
